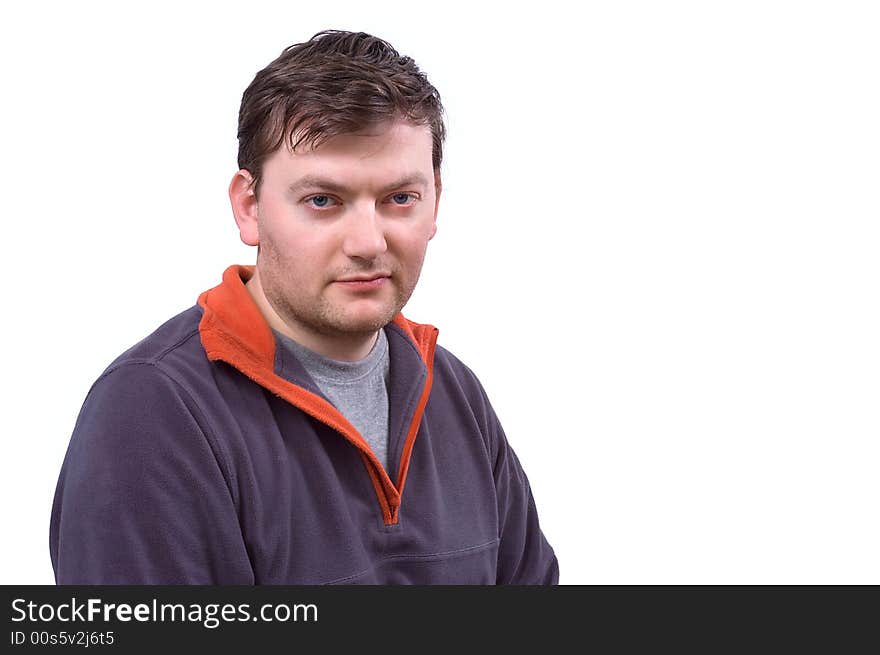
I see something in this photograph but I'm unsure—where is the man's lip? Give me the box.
[335,274,390,282]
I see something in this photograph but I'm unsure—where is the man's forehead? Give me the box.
[286,119,432,156]
[265,120,436,189]
[287,171,432,196]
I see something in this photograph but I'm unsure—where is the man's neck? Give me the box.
[244,271,378,362]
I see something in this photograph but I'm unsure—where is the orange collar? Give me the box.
[197,264,437,370]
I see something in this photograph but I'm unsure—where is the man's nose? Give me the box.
[341,204,388,260]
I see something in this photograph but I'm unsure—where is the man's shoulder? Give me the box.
[100,304,206,379]
[432,342,473,376]
[430,342,491,404]
[75,304,217,430]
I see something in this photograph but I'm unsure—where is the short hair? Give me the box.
[237,30,446,198]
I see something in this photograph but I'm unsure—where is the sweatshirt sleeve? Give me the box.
[491,412,560,585]
[49,362,254,584]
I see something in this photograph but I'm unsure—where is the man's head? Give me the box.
[236,29,446,201]
[228,31,446,359]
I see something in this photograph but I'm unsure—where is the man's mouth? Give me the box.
[333,273,390,291]
[335,273,391,283]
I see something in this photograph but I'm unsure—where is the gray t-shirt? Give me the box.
[273,329,391,474]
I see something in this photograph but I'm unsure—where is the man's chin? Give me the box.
[321,306,399,335]
[335,314,396,334]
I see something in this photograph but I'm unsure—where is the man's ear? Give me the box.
[229,169,260,246]
[430,172,442,240]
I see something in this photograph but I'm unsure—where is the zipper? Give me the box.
[212,354,426,526]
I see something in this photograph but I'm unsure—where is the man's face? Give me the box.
[252,120,439,341]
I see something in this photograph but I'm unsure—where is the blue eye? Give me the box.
[391,193,416,205]
[307,194,337,209]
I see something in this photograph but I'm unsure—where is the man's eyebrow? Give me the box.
[287,173,431,195]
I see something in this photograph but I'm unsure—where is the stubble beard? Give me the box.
[259,241,423,341]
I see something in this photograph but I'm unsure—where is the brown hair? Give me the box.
[237,30,446,198]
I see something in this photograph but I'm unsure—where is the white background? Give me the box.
[2,1,878,585]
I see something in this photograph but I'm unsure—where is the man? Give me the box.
[50,30,558,584]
